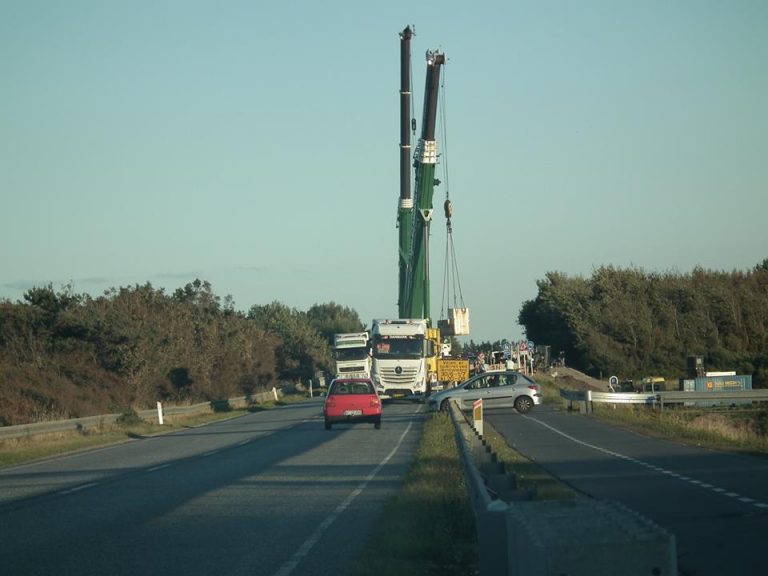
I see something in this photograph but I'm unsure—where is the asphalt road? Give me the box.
[487,405,768,576]
[0,399,425,576]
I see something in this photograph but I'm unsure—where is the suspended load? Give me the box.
[439,197,469,335]
[438,307,470,336]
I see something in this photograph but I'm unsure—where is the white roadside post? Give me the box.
[156,401,164,425]
[473,398,483,437]
[273,386,279,402]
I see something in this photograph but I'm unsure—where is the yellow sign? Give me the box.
[437,359,470,382]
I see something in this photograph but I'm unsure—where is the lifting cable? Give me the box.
[437,66,467,322]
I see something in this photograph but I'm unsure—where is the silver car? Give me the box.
[427,370,541,414]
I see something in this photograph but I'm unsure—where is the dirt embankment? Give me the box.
[548,366,608,392]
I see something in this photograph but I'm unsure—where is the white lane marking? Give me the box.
[146,464,171,472]
[526,415,768,510]
[203,451,218,456]
[269,422,414,576]
[58,482,98,495]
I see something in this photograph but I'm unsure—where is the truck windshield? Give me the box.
[334,348,369,361]
[372,336,424,359]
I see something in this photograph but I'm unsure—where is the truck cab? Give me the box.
[333,332,371,379]
[370,319,434,399]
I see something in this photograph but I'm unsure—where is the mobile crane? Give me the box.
[370,26,469,399]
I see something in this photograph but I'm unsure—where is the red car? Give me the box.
[324,378,382,430]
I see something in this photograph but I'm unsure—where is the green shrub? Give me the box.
[115,407,142,426]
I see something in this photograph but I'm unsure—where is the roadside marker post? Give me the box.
[473,398,483,437]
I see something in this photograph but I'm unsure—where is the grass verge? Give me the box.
[533,373,563,406]
[537,371,768,455]
[0,394,308,469]
[590,403,768,455]
[351,411,479,576]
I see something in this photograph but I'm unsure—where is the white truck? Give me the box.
[332,332,371,379]
[370,319,435,399]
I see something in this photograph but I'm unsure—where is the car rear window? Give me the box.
[331,381,373,395]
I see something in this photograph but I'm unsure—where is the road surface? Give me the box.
[0,399,425,576]
[487,405,768,576]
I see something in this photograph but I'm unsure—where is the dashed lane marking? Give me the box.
[526,415,768,511]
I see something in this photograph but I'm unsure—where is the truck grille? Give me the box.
[380,365,419,387]
[339,365,367,374]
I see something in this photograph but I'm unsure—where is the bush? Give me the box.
[115,407,142,426]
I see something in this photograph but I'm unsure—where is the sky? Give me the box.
[2,1,767,344]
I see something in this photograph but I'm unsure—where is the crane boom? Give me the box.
[399,43,445,322]
[371,28,448,401]
[397,26,414,316]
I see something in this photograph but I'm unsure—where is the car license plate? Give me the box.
[344,410,362,416]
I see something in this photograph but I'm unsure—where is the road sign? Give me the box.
[437,359,470,382]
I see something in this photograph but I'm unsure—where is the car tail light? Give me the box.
[370,399,380,407]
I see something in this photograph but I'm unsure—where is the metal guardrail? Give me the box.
[447,400,512,576]
[0,388,283,440]
[446,399,677,575]
[657,389,768,409]
[561,388,768,413]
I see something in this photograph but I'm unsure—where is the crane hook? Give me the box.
[443,199,453,220]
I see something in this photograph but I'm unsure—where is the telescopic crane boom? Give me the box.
[398,26,446,323]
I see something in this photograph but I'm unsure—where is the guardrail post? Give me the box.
[478,500,510,576]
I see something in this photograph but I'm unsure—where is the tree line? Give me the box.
[518,260,768,387]
[0,280,363,426]
[3,260,767,425]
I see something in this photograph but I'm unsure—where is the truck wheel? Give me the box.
[514,396,533,414]
[374,419,381,429]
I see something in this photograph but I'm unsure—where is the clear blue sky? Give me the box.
[2,1,766,343]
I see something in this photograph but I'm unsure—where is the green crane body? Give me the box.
[397,26,445,324]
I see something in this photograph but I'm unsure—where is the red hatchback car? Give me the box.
[324,378,382,430]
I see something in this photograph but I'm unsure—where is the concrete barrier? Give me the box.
[506,500,676,576]
[447,399,678,575]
